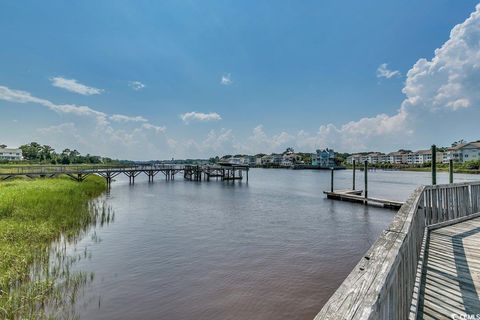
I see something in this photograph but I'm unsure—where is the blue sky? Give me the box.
[1,1,480,160]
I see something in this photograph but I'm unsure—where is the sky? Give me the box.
[1,1,480,160]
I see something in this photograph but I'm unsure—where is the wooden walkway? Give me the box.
[417,216,480,319]
[316,182,480,320]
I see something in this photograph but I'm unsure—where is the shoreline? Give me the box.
[0,176,107,319]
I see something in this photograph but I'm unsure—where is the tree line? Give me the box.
[2,142,119,165]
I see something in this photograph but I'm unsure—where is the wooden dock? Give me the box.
[0,164,249,186]
[316,181,480,320]
[415,215,480,319]
[324,189,404,209]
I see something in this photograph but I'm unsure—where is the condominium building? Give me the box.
[0,148,23,161]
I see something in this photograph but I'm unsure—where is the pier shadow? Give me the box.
[452,227,480,315]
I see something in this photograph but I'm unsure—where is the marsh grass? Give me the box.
[0,176,109,319]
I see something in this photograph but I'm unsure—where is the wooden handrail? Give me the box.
[315,181,480,320]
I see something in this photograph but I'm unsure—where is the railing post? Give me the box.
[431,145,437,185]
[352,160,356,190]
[364,160,368,201]
[330,168,334,192]
[449,159,454,184]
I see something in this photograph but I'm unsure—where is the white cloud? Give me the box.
[129,81,145,91]
[0,84,171,159]
[0,85,107,125]
[376,63,401,79]
[180,111,222,124]
[141,123,167,133]
[220,74,232,85]
[37,122,77,135]
[401,5,480,112]
[110,114,148,122]
[50,76,104,95]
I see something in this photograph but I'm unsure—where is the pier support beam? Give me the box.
[431,144,437,185]
[364,160,368,204]
[352,160,356,190]
[330,168,334,192]
[449,159,454,184]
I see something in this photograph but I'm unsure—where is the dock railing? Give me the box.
[315,181,480,320]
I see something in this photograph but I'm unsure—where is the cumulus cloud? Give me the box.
[401,6,480,112]
[129,81,145,91]
[303,5,480,152]
[141,123,167,133]
[50,76,104,95]
[180,112,222,124]
[376,63,401,79]
[220,74,232,85]
[110,114,148,122]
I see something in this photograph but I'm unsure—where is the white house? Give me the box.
[443,141,480,163]
[0,148,23,161]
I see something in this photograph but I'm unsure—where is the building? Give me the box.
[280,159,293,167]
[244,156,257,166]
[413,150,443,164]
[312,148,336,167]
[346,154,363,165]
[0,148,23,161]
[443,141,480,163]
[386,152,402,164]
[261,155,273,165]
[366,152,384,164]
[271,154,283,165]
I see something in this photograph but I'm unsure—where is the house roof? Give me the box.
[450,141,479,150]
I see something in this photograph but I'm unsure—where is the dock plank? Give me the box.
[417,216,480,319]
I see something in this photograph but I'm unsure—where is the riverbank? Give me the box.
[0,176,107,319]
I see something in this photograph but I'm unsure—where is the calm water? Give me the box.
[67,169,478,320]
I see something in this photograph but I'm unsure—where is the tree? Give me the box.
[19,142,42,160]
[0,144,7,149]
[40,145,55,161]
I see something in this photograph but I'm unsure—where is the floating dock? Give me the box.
[324,189,404,209]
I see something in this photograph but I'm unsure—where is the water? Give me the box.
[67,169,478,320]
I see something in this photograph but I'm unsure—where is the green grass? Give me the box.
[0,176,107,319]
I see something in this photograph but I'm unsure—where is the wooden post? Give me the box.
[330,168,334,192]
[449,159,454,184]
[352,159,356,190]
[431,145,437,185]
[364,160,368,201]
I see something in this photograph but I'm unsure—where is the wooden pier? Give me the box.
[0,164,249,186]
[315,181,480,320]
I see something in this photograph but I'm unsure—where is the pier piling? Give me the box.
[364,160,368,204]
[352,160,356,190]
[449,159,454,184]
[330,168,334,192]
[431,144,437,185]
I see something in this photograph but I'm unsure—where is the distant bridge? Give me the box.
[0,164,249,186]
